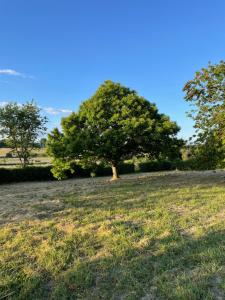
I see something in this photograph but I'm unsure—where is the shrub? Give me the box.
[138,161,175,172]
[5,152,13,158]
[172,159,197,171]
[95,165,112,177]
[119,163,135,174]
[0,166,54,184]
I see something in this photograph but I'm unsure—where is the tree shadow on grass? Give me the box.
[1,171,225,227]
[1,222,225,299]
[61,176,225,214]
[52,228,225,300]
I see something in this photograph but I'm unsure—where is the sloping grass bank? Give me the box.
[0,171,225,299]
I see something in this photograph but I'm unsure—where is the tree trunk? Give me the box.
[22,158,29,168]
[111,164,119,180]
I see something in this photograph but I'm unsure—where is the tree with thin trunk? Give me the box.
[0,102,47,167]
[47,80,180,180]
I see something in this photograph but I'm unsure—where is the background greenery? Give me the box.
[0,158,219,184]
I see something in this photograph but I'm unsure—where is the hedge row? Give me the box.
[0,166,54,184]
[65,163,135,178]
[0,159,202,184]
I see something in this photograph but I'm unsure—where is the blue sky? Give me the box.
[0,0,224,139]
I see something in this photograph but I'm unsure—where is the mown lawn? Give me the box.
[1,171,225,299]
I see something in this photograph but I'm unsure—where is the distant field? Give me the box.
[0,147,11,157]
[0,148,51,167]
[1,171,225,299]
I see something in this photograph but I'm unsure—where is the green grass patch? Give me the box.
[0,171,225,299]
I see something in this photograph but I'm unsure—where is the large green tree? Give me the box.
[183,61,225,167]
[47,81,180,180]
[0,102,47,167]
[183,60,225,140]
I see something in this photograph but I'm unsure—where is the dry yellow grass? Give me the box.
[0,147,11,156]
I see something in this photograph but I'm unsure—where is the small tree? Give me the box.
[0,102,47,167]
[47,81,181,180]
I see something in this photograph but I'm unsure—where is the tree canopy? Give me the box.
[183,61,225,168]
[47,80,181,179]
[183,60,225,140]
[0,102,47,167]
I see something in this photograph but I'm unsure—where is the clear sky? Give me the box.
[0,0,224,138]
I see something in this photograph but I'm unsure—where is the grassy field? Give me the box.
[1,171,225,299]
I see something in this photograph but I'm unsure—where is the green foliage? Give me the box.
[0,139,7,148]
[50,159,75,180]
[5,152,13,158]
[0,157,220,184]
[187,134,225,170]
[47,80,181,179]
[183,60,225,139]
[0,161,192,184]
[138,160,174,172]
[183,61,225,168]
[0,166,54,183]
[0,102,47,167]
